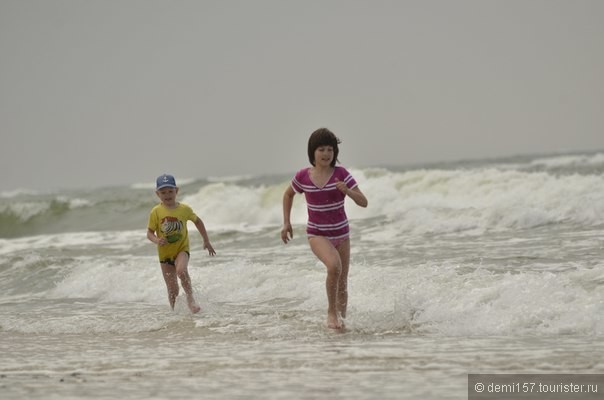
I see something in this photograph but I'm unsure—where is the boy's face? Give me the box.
[156,187,178,206]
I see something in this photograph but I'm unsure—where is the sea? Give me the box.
[1,151,603,399]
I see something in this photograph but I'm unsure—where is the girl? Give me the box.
[281,128,368,329]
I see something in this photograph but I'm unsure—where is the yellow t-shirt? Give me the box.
[147,203,199,262]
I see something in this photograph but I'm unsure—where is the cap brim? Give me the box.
[156,184,177,190]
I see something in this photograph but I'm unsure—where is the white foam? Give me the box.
[2,239,602,336]
[348,262,604,336]
[182,182,307,230]
[348,167,604,234]
[177,167,604,235]
[0,230,144,256]
[49,256,163,304]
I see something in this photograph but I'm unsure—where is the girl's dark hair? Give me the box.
[307,128,341,167]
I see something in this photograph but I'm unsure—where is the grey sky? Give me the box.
[1,0,603,191]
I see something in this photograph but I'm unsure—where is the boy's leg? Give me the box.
[174,252,201,313]
[335,239,350,319]
[160,263,179,310]
[309,237,343,329]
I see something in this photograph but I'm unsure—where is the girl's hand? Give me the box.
[281,223,293,244]
[336,179,368,208]
[157,237,168,246]
[335,179,349,195]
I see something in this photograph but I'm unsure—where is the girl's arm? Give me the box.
[335,180,368,208]
[281,185,296,243]
[347,186,368,208]
[193,217,216,256]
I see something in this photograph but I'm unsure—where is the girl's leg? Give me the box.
[309,237,342,329]
[174,252,201,313]
[335,239,350,319]
[160,263,179,310]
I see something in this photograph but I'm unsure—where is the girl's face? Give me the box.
[314,145,334,167]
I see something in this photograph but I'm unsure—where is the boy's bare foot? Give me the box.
[327,311,342,329]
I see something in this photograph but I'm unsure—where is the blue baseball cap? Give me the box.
[156,174,177,190]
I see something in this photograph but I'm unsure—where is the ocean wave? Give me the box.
[0,188,41,198]
[529,152,604,168]
[3,154,604,238]
[0,190,154,238]
[4,253,600,336]
[350,167,604,234]
[0,198,78,238]
[186,166,604,233]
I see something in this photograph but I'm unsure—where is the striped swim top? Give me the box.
[291,166,358,241]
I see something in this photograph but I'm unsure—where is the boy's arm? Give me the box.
[147,228,167,246]
[281,185,296,243]
[193,217,216,256]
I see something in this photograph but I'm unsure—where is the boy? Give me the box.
[147,174,216,313]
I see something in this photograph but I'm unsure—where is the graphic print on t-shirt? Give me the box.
[160,216,183,243]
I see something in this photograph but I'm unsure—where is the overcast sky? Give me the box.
[1,0,603,191]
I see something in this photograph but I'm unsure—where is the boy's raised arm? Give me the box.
[194,217,216,256]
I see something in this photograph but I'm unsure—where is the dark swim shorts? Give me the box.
[160,251,190,266]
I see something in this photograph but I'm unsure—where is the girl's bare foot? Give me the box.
[327,311,342,329]
[187,298,201,314]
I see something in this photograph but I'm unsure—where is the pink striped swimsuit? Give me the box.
[291,166,358,246]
